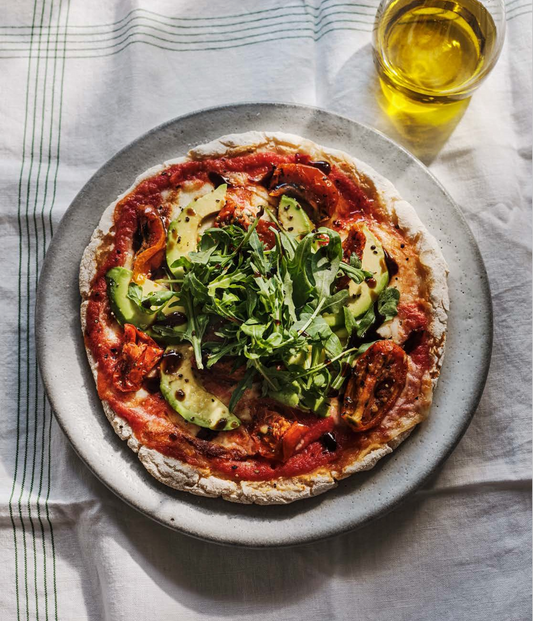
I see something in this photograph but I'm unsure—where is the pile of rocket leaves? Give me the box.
[148,215,400,417]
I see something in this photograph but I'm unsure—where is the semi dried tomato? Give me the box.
[342,340,407,432]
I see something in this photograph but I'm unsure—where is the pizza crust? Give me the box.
[80,131,448,505]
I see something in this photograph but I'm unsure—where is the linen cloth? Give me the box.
[0,1,531,619]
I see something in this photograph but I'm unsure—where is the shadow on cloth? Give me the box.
[321,42,468,166]
[111,485,429,615]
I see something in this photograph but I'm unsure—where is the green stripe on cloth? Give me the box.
[0,2,527,60]
[42,3,71,620]
[0,0,376,56]
[20,0,47,615]
[10,0,40,617]
[0,23,372,59]
[10,0,69,618]
[0,10,375,46]
[31,0,64,618]
[507,8,533,19]
[0,4,376,42]
[0,19,373,51]
[26,2,55,616]
[0,0,525,59]
[0,1,377,32]
[507,1,532,14]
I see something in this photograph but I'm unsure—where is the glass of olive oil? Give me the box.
[373,0,506,112]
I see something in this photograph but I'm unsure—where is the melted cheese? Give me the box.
[168,180,214,220]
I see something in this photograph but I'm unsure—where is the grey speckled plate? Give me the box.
[36,103,492,547]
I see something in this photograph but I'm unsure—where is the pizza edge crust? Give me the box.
[79,131,449,505]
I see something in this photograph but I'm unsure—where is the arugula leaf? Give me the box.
[127,282,143,307]
[179,288,209,369]
[342,289,400,340]
[266,331,284,348]
[164,298,183,310]
[356,340,378,356]
[343,306,357,339]
[148,323,186,341]
[350,253,363,269]
[325,332,343,357]
[292,314,342,358]
[338,259,372,284]
[265,208,297,257]
[228,368,256,412]
[282,270,297,322]
[288,233,316,307]
[245,288,258,316]
[248,230,269,275]
[377,287,400,321]
[208,271,248,295]
[241,320,267,340]
[204,342,239,368]
[277,228,297,260]
[302,394,331,417]
[127,283,174,314]
[233,212,261,255]
[311,228,342,301]
[188,245,217,265]
[170,256,192,272]
[294,313,329,340]
[322,289,349,314]
[355,304,376,338]
[142,290,174,309]
[185,272,209,303]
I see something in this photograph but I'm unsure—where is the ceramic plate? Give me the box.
[36,103,492,547]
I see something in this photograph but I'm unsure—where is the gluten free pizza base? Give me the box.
[80,132,448,504]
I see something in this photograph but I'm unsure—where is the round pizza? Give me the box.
[80,132,449,504]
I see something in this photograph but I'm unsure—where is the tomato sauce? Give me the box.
[84,151,432,481]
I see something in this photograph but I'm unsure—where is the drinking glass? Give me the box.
[373,0,506,114]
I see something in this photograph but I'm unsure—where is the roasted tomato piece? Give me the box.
[282,416,336,460]
[251,409,334,461]
[343,223,366,260]
[269,163,339,221]
[255,219,277,249]
[251,410,309,461]
[251,410,293,460]
[113,324,164,392]
[132,206,166,283]
[294,153,332,176]
[342,340,407,432]
[280,422,310,461]
[397,301,429,335]
[215,186,257,228]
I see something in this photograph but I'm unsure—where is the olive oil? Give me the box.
[374,0,498,104]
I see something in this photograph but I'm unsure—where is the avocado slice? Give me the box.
[278,195,314,238]
[272,345,328,410]
[106,267,158,328]
[106,267,183,330]
[323,313,344,329]
[345,225,389,318]
[145,298,188,344]
[268,382,301,408]
[167,184,227,276]
[285,344,325,369]
[160,344,241,431]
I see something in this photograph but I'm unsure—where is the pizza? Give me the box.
[80,132,448,505]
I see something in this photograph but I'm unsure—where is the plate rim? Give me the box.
[36,101,493,547]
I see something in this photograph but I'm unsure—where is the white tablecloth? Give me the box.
[0,1,531,619]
